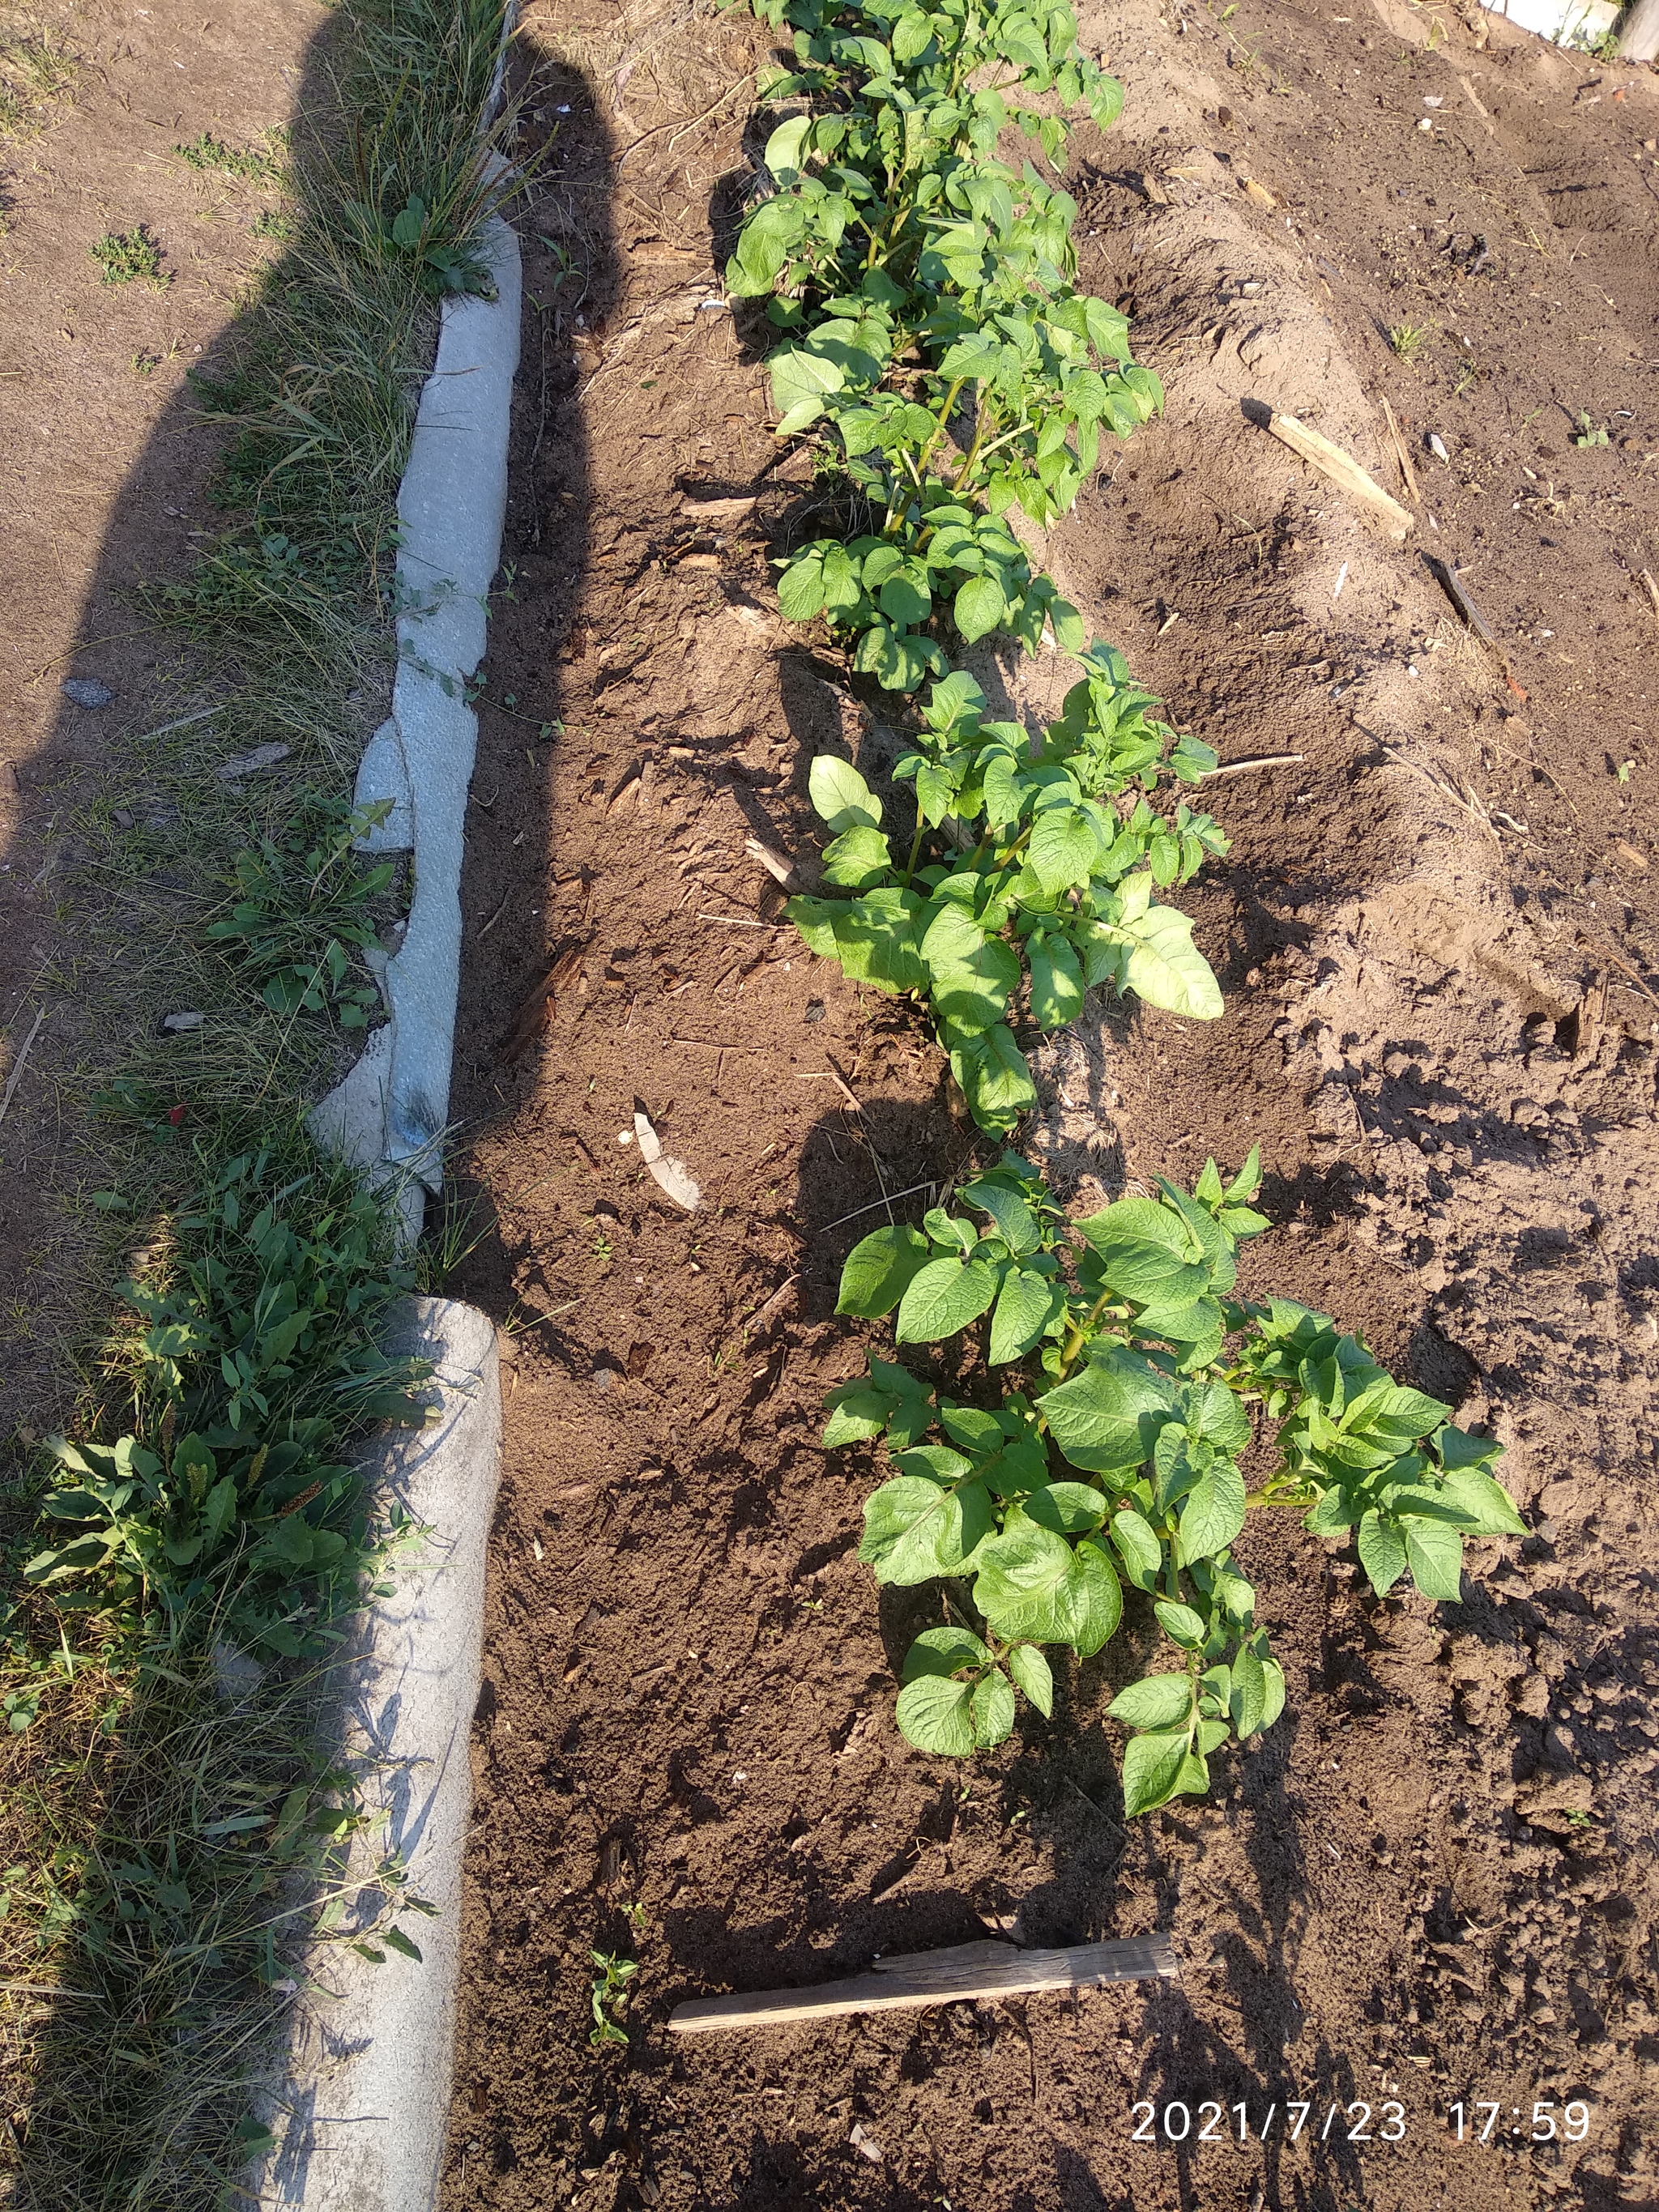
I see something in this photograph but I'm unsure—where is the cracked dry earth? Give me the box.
[435,0,1659,2206]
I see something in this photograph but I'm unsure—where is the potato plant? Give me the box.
[733,0,1162,675]
[730,0,1229,1113]
[825,1152,1525,1813]
[787,662,1225,1131]
[731,2,1524,1812]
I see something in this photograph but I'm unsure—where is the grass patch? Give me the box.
[0,6,76,145]
[1387,318,1434,366]
[173,128,287,185]
[88,227,167,287]
[0,2,527,2203]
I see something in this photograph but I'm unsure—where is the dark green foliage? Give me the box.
[27,1145,425,1656]
[203,792,392,1029]
[827,1151,1524,1810]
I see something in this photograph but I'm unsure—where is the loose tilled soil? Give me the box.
[441,2,1659,2206]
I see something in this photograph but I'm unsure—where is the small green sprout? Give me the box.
[589,1950,638,2047]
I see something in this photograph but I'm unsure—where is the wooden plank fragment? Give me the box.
[1380,396,1421,505]
[668,1934,1179,2035]
[1263,410,1414,546]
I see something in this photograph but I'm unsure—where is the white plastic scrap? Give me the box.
[633,1102,701,1211]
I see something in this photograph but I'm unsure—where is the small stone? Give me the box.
[62,678,114,709]
[160,1011,206,1034]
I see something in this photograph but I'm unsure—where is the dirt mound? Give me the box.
[438,0,1659,2204]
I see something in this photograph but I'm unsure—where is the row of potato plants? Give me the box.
[731,0,1524,1813]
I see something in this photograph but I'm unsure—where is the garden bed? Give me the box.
[439,0,1659,2204]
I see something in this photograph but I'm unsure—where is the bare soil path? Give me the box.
[441,3,1659,2206]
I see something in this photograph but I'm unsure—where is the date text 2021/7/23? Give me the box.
[1130,2099,1593,2145]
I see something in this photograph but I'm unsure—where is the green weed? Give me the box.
[1387,319,1433,365]
[0,14,76,143]
[1572,409,1610,448]
[88,228,168,287]
[173,129,284,185]
[1,1,527,2202]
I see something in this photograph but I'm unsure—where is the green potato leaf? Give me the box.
[1176,1459,1247,1566]
[902,1625,992,1680]
[1038,1347,1175,1475]
[895,1673,978,1756]
[1029,930,1086,1029]
[948,1024,1038,1134]
[1120,1727,1192,1817]
[1006,1643,1055,1720]
[1153,1600,1206,1647]
[808,755,882,833]
[1069,1539,1124,1656]
[988,1264,1065,1365]
[895,1256,1001,1343]
[1229,1643,1267,1738]
[837,1223,932,1318]
[1109,1507,1163,1592]
[1437,1468,1527,1536]
[954,573,1006,642]
[970,1669,1017,1746]
[1405,1514,1465,1603]
[859,1473,992,1584]
[1108,1672,1193,1729]
[1355,1508,1409,1596]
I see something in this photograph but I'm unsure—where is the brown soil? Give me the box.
[0,0,327,1446]
[438,2,1659,2206]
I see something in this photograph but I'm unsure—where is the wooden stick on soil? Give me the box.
[1380,396,1421,505]
[0,1006,45,1131]
[1258,408,1413,546]
[668,1934,1179,2035]
[1203,751,1306,778]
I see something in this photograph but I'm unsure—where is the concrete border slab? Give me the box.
[313,201,522,1233]
[254,1298,502,2211]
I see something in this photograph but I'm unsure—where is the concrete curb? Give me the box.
[309,200,522,1242]
[271,28,525,2203]
[254,1299,502,2210]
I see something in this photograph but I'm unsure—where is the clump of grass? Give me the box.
[0,12,77,143]
[2,1621,439,2212]
[88,227,168,287]
[1387,318,1433,366]
[173,127,285,184]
